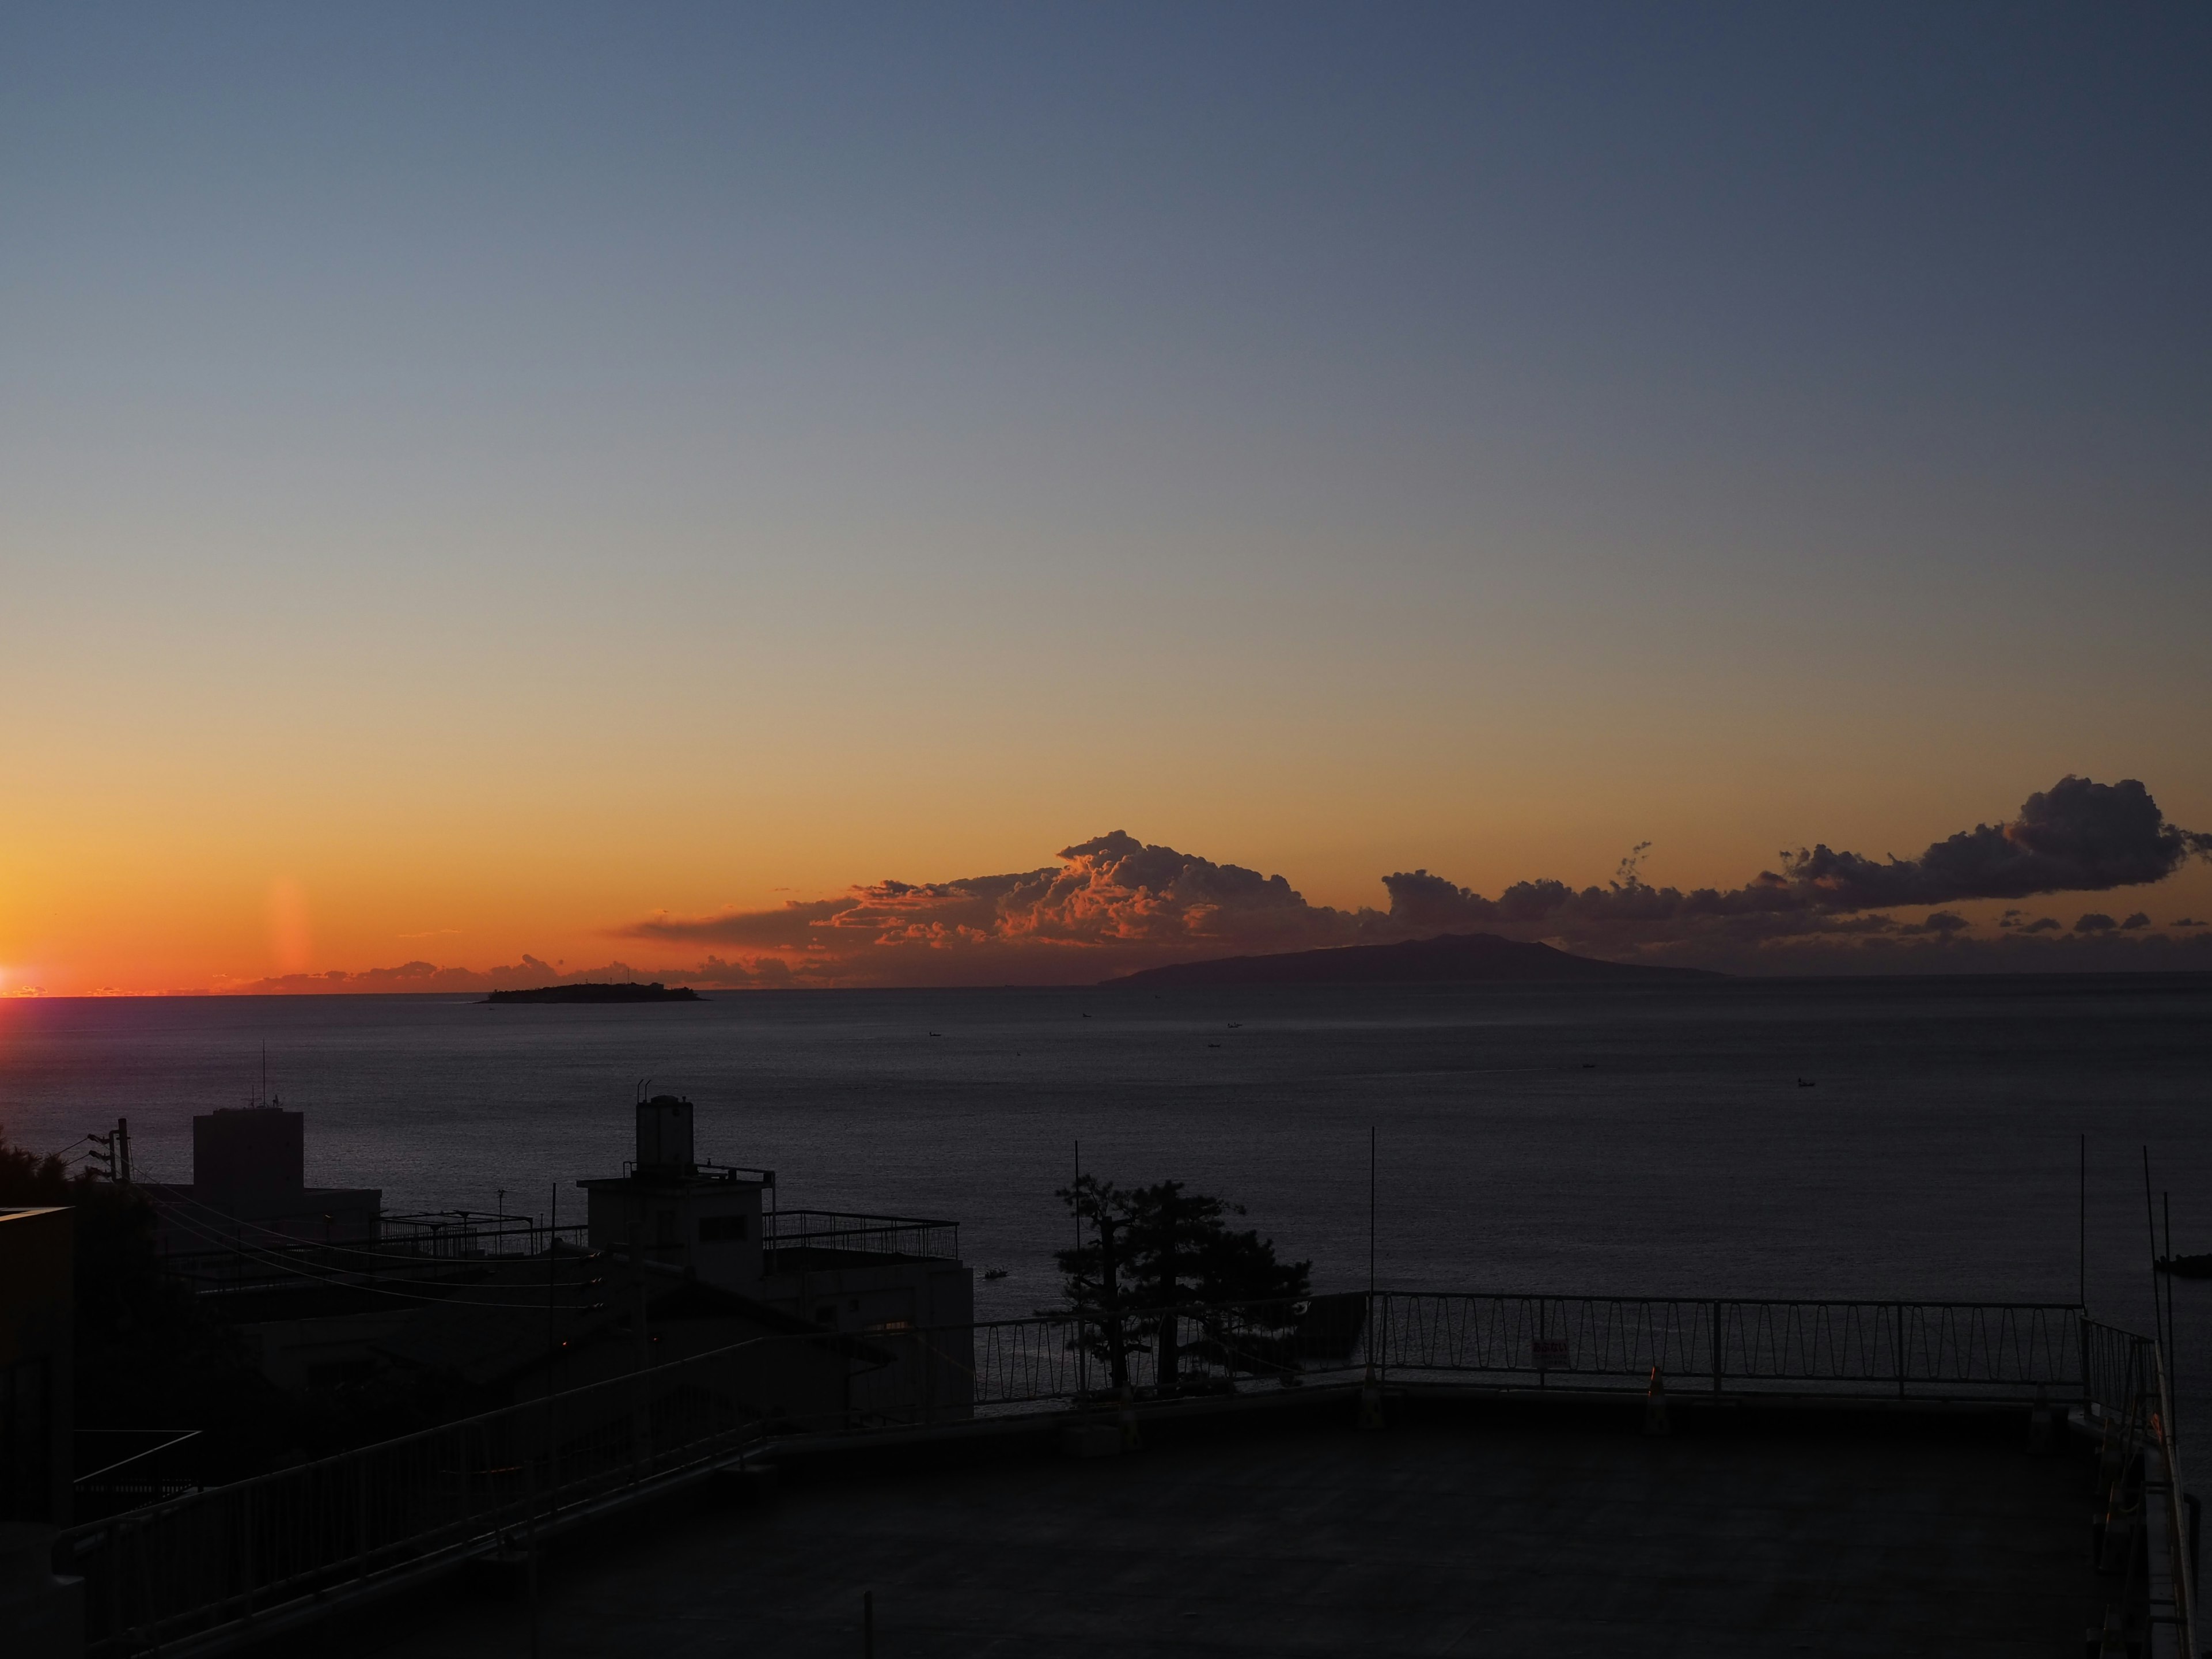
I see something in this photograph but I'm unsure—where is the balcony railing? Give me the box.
[763,1209,960,1264]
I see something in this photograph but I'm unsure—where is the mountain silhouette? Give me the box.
[1100,931,1718,989]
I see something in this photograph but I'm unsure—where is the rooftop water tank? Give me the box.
[635,1094,695,1174]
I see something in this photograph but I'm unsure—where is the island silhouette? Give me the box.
[482,982,702,1005]
[1100,931,1718,989]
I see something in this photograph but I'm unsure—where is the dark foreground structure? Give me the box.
[358,1390,2093,1658]
[34,1291,2198,1658]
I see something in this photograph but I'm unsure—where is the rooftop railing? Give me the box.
[763,1209,960,1263]
[2080,1318,2196,1658]
[160,1222,594,1298]
[50,1291,2131,1657]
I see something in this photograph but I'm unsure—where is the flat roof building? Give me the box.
[149,1100,382,1252]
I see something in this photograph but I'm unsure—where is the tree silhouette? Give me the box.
[1055,1177,1309,1393]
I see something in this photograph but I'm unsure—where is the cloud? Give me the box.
[237,775,2210,991]
[616,831,1389,985]
[1898,911,1970,936]
[1377,777,2209,960]
[228,953,800,996]
[607,775,2205,983]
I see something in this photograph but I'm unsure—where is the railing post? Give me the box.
[241,1486,257,1622]
[629,1231,650,1484]
[921,1328,935,1428]
[2080,1313,2092,1415]
[1894,1304,1906,1401]
[106,1522,123,1646]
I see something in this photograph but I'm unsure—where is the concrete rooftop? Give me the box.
[353,1393,2101,1658]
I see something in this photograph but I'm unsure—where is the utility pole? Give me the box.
[1358,1126,1387,1430]
[85,1122,128,1183]
[628,1222,651,1483]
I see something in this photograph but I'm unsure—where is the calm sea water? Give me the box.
[5,975,2210,1408]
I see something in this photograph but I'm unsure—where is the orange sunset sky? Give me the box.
[3,9,2208,995]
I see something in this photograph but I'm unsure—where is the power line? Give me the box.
[156,1187,582,1269]
[155,1205,604,1310]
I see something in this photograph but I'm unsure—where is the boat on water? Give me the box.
[2155,1254,2212,1278]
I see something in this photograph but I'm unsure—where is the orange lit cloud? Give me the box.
[606,778,2212,983]
[224,777,2212,991]
[614,831,1392,985]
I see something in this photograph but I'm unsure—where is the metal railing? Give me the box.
[764,1209,960,1263]
[162,1225,594,1297]
[377,1214,584,1259]
[952,1293,2089,1406]
[74,1431,203,1524]
[51,1291,2106,1656]
[2080,1318,2196,1658]
[55,1322,939,1656]
[1369,1294,2085,1399]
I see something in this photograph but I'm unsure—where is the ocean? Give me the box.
[5,974,2210,1412]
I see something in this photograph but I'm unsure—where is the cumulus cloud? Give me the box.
[1378,777,2209,961]
[616,831,1389,985]
[603,775,2210,984]
[242,775,2210,991]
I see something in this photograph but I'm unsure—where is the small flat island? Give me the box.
[482,982,702,1005]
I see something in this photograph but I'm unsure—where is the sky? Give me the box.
[2,3,2207,994]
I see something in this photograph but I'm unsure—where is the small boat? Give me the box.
[982,1268,1009,1281]
[2156,1255,2212,1279]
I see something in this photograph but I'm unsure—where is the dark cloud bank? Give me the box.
[248,777,2212,991]
[1379,775,2212,971]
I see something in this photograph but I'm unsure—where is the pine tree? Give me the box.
[1055,1177,1310,1394]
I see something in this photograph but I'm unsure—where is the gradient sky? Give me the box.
[3,3,2208,993]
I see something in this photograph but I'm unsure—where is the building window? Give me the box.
[699,1214,748,1243]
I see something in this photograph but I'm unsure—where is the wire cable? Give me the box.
[156,1187,573,1264]
[156,1205,604,1310]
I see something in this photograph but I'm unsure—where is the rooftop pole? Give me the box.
[1359,1124,1384,1427]
[2166,1188,2179,1451]
[2143,1147,2166,1357]
[1368,1126,1376,1311]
